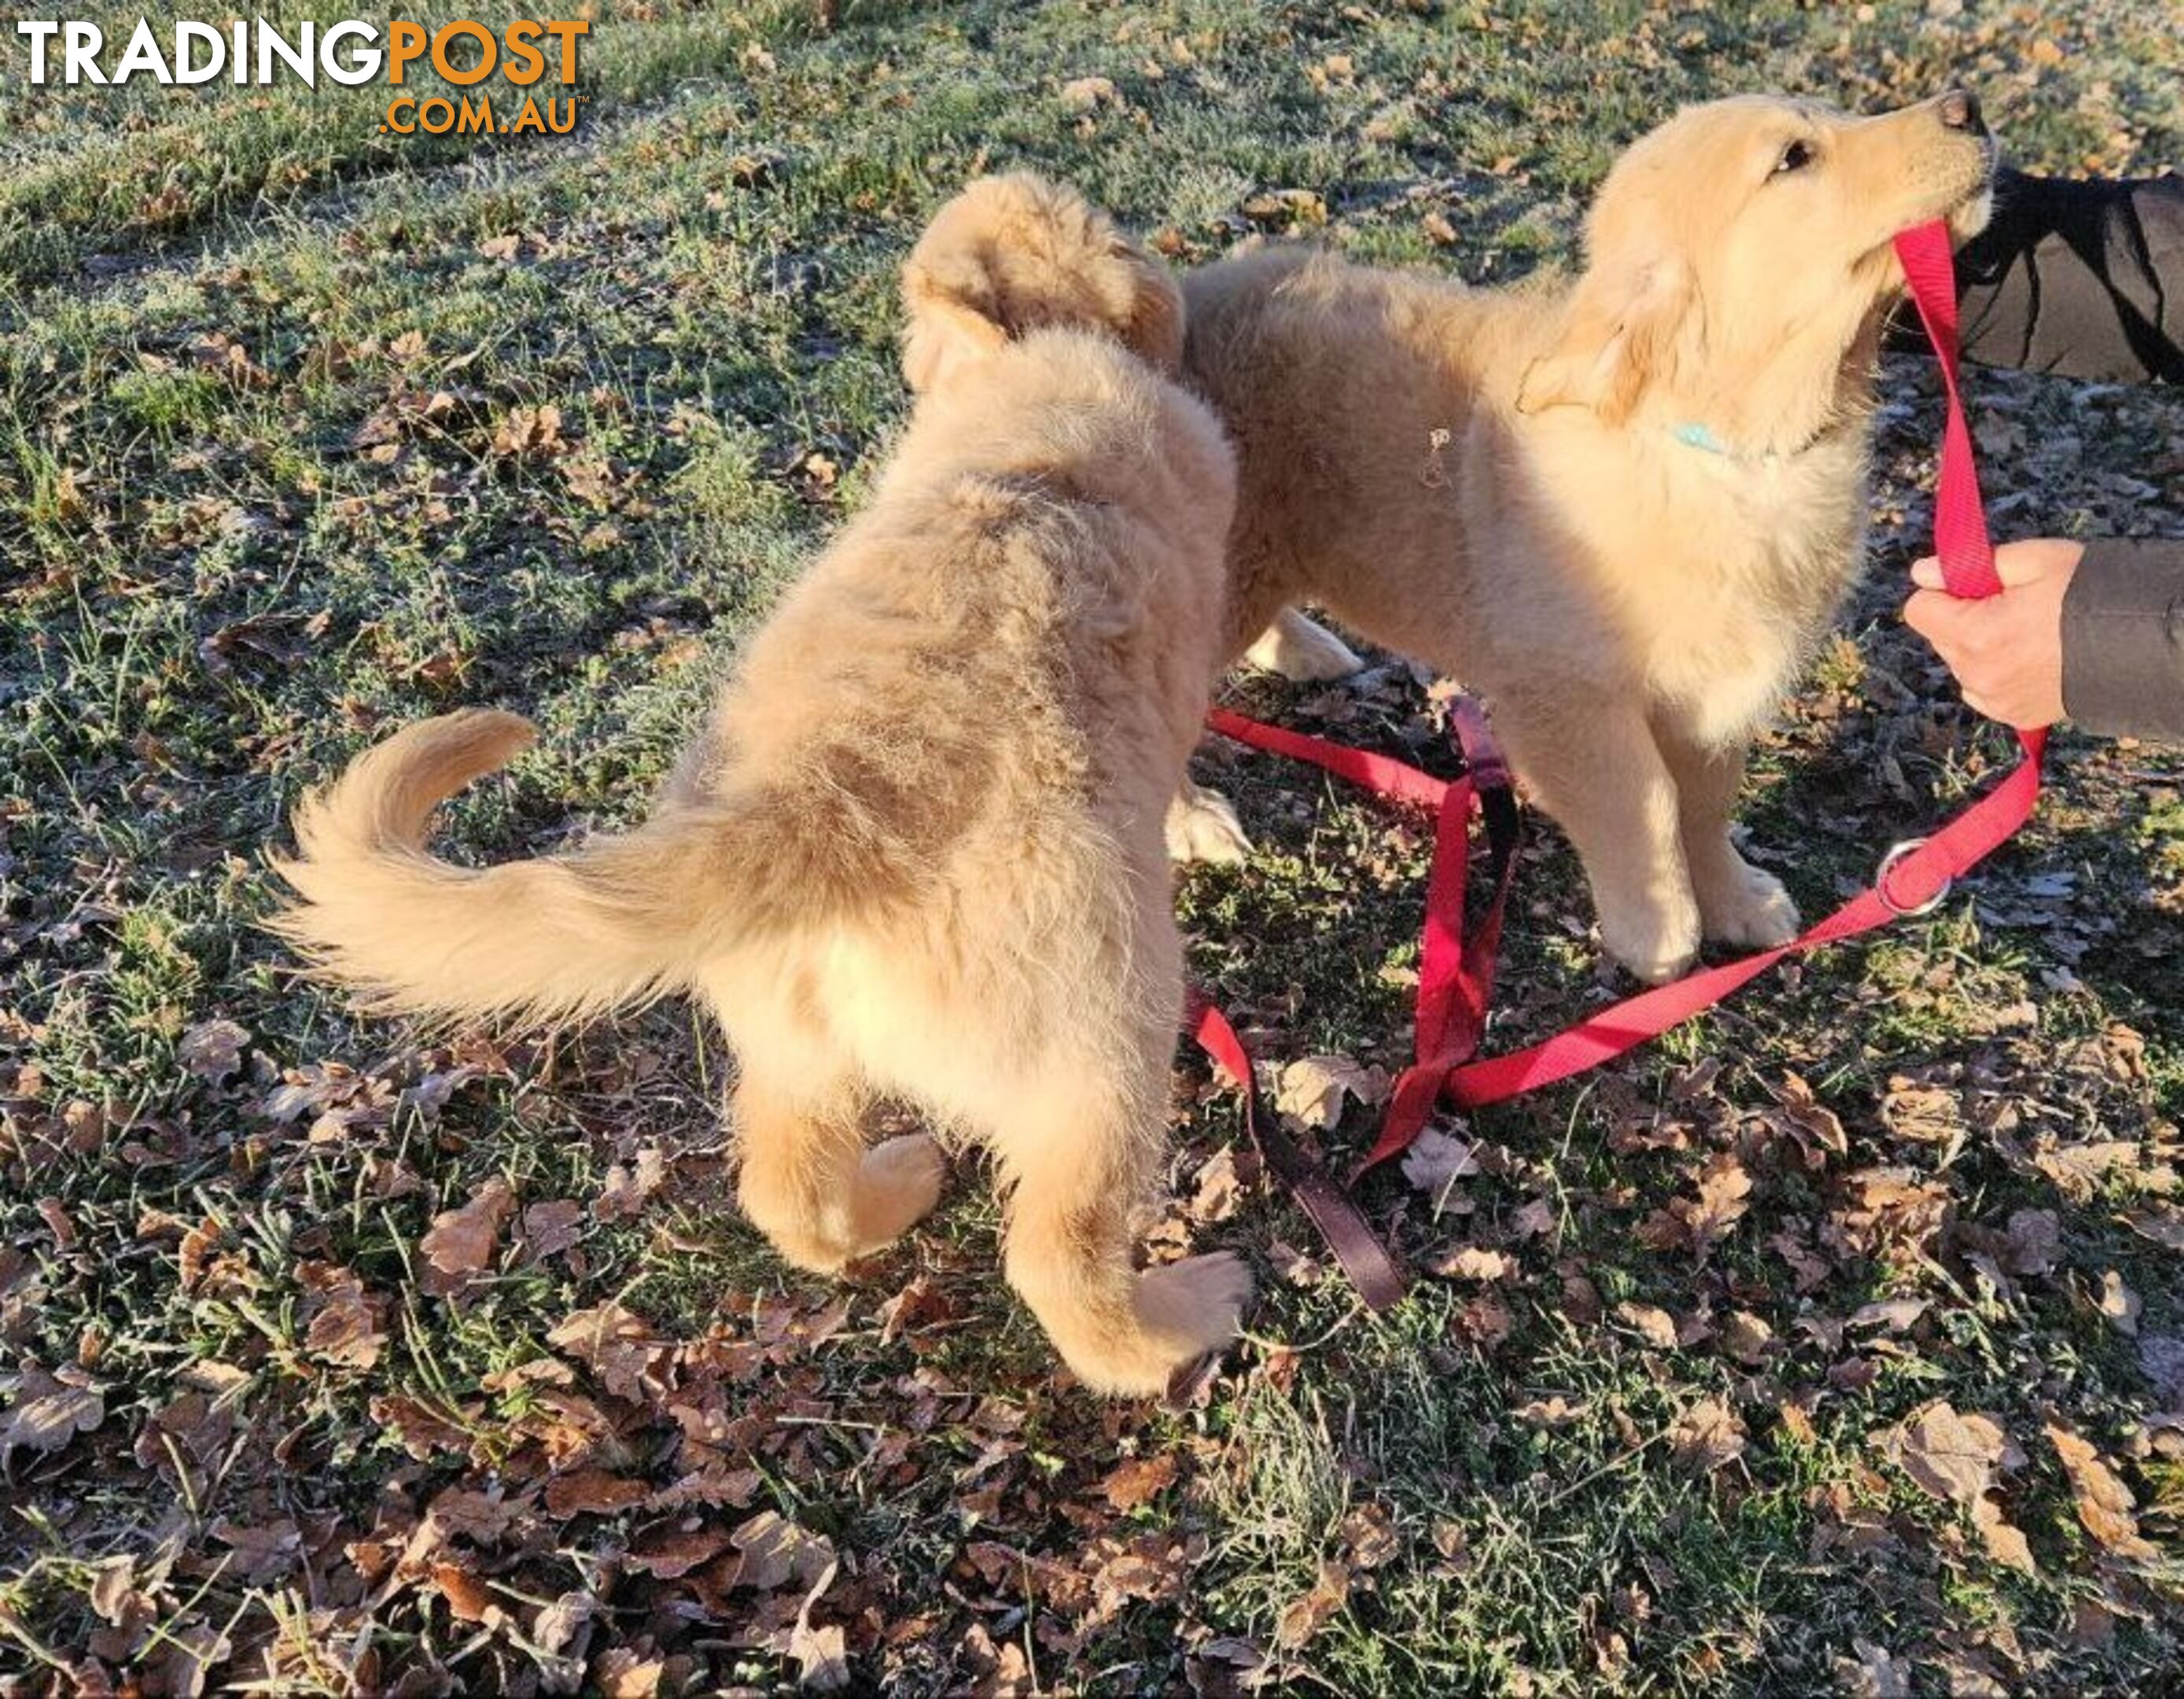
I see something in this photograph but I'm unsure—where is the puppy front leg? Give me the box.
[1652,717,1800,949]
[1496,691,1700,983]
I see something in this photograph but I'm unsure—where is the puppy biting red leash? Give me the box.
[1195,221,2046,1310]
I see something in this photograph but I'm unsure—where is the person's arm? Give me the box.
[1904,538,2184,743]
[1899,167,2184,382]
[2061,539,2184,740]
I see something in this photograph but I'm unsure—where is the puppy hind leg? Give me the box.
[733,1063,946,1276]
[1244,608,1365,683]
[1165,779,1253,865]
[994,1056,1250,1398]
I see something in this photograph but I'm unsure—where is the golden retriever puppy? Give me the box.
[272,175,1249,1396]
[1183,93,1995,981]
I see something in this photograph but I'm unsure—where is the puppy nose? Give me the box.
[1937,88,1986,135]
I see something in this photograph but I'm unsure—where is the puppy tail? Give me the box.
[268,709,779,1029]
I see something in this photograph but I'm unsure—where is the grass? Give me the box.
[3,1,2182,1693]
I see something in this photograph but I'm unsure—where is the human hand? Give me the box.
[1902,538,2084,729]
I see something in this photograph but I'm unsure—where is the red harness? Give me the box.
[1191,223,2046,1310]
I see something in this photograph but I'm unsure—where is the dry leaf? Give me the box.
[522,1199,587,1259]
[1615,1303,1678,1350]
[1876,1402,2034,1572]
[2096,1270,2141,1336]
[1099,1452,1181,1512]
[1401,1126,1480,1195]
[1669,1397,1747,1472]
[1433,1244,1513,1281]
[2002,1207,2061,1277]
[420,1178,514,1295]
[1836,1638,1912,1697]
[1274,1053,1386,1130]
[0,1365,106,1460]
[1187,1146,1250,1224]
[178,1019,249,1085]
[298,1261,388,1369]
[548,1303,672,1402]
[627,1520,733,1580]
[2047,1423,2158,1564]
[597,1147,667,1222]
[1059,75,1120,112]
[1339,1502,1400,1569]
[492,403,563,459]
[1273,1557,1350,1649]
[1721,1310,1773,1365]
[733,1509,836,1592]
[593,1649,665,1698]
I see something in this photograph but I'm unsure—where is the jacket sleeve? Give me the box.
[1903,168,2184,382]
[2061,539,2184,741]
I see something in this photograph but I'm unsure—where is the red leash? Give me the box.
[1191,221,2046,1309]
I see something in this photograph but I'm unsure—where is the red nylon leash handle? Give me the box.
[1893,220,2002,599]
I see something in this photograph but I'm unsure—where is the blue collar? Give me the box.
[1672,421,1736,456]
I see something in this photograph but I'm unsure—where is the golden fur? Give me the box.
[1181,94,1996,979]
[272,175,1250,1396]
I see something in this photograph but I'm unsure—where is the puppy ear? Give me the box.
[899,175,1186,391]
[899,260,1011,395]
[1516,257,1692,422]
[1109,238,1185,373]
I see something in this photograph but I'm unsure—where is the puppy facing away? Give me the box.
[1182,93,1996,982]
[273,175,1249,1396]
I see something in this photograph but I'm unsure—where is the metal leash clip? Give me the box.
[1876,837,1952,918]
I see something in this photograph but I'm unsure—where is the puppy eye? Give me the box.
[1770,138,1816,177]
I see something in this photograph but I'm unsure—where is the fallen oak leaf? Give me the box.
[2047,1422,2159,1564]
[1273,1557,1350,1650]
[596,1147,667,1222]
[297,1260,388,1369]
[1099,1451,1182,1512]
[547,1301,673,1402]
[790,1559,853,1693]
[1274,1052,1387,1130]
[420,1177,514,1296]
[1668,1396,1747,1473]
[627,1519,734,1580]
[1614,1303,1679,1351]
[731,1509,835,1591]
[521,1199,586,1260]
[1876,1401,2034,1573]
[1431,1245,1513,1281]
[1401,1126,1480,1197]
[544,1469,650,1518]
[0,1365,106,1461]
[178,1018,249,1085]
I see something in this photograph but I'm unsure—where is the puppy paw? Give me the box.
[1598,895,1703,986]
[850,1133,948,1251]
[1041,1252,1254,1398]
[1696,861,1801,949]
[1166,783,1253,865]
[1138,1251,1253,1347]
[1243,610,1365,683]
